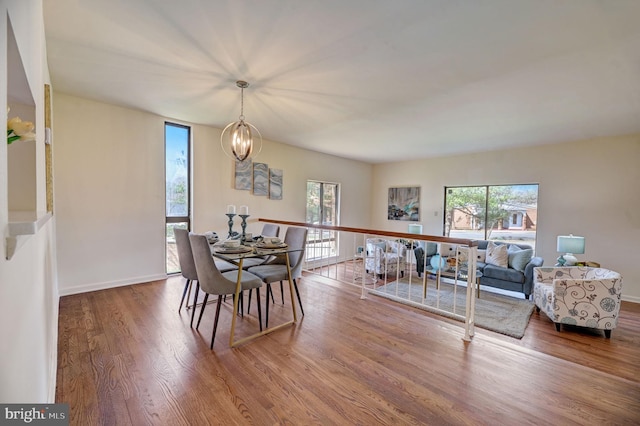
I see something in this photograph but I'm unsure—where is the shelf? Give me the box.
[6,211,52,260]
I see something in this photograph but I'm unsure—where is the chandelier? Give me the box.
[220,80,262,162]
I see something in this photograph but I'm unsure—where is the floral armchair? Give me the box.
[533,267,623,338]
[365,238,406,279]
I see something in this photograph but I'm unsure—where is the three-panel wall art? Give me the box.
[234,159,283,200]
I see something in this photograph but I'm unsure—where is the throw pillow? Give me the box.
[456,248,468,263]
[439,243,457,257]
[486,241,508,268]
[508,245,534,272]
[371,240,386,252]
[458,248,486,263]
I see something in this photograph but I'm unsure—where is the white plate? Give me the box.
[214,246,252,254]
[256,242,288,249]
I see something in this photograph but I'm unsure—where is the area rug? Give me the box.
[369,278,535,338]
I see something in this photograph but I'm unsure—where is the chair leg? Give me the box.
[280,281,284,304]
[211,297,223,349]
[265,283,271,329]
[604,329,612,338]
[247,289,252,314]
[293,279,304,316]
[256,288,263,331]
[196,293,209,330]
[535,306,540,313]
[233,293,244,317]
[190,282,200,328]
[179,279,191,311]
[268,285,275,304]
[555,323,561,332]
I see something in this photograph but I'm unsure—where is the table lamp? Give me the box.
[408,224,423,234]
[556,234,585,266]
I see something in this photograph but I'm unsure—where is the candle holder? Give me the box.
[239,214,250,244]
[225,213,236,238]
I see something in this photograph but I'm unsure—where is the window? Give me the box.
[306,181,340,261]
[444,184,538,250]
[165,123,191,274]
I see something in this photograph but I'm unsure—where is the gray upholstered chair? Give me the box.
[174,228,198,312]
[245,223,281,311]
[248,226,308,328]
[189,233,264,349]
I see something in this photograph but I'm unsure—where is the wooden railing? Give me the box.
[258,218,479,341]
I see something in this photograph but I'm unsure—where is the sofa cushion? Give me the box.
[508,245,534,272]
[483,264,525,283]
[486,241,508,268]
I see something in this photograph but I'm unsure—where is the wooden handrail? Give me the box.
[257,218,478,247]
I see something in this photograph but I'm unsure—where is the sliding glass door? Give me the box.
[306,181,340,261]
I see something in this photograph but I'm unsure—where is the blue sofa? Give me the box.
[414,240,543,299]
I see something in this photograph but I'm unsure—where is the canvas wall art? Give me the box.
[269,168,283,200]
[253,162,269,196]
[234,159,252,190]
[388,186,420,221]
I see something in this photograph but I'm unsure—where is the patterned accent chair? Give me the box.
[533,267,623,338]
[365,238,406,279]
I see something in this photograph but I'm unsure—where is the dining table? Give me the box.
[209,239,302,347]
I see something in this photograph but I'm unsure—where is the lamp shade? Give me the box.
[408,224,423,234]
[557,235,585,254]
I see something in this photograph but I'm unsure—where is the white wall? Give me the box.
[53,93,373,295]
[0,0,58,403]
[371,134,640,302]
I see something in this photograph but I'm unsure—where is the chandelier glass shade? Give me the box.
[221,80,262,162]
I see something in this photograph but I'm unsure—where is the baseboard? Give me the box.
[59,273,168,296]
[622,294,640,304]
[47,293,59,403]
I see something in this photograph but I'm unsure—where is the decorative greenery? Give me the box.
[7,130,21,144]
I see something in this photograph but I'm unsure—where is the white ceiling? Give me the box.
[43,0,640,164]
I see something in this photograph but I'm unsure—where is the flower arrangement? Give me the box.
[7,107,35,144]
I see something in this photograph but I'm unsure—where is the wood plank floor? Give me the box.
[56,270,640,425]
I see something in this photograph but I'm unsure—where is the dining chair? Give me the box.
[189,233,264,349]
[174,228,198,312]
[245,223,281,312]
[248,226,308,328]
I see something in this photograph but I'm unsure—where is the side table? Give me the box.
[425,266,483,298]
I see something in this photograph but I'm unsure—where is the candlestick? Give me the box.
[239,214,250,244]
[225,213,236,238]
[226,205,236,214]
[239,205,249,216]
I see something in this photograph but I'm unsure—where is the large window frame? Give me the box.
[444,184,539,250]
[165,122,191,274]
[305,180,340,261]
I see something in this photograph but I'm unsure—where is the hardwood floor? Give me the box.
[56,270,640,425]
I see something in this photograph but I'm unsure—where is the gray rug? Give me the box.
[370,278,535,338]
